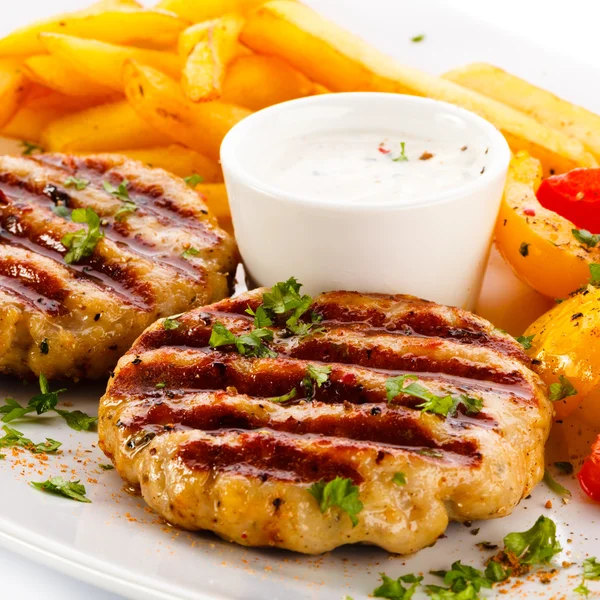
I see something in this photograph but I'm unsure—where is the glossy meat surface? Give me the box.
[0,153,237,379]
[99,289,552,554]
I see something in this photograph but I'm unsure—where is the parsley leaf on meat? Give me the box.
[549,375,577,402]
[308,476,363,527]
[516,334,535,350]
[373,572,423,599]
[303,364,332,399]
[103,179,130,202]
[64,176,90,191]
[163,316,180,330]
[590,264,600,285]
[392,472,407,486]
[61,207,104,264]
[31,476,91,503]
[113,201,137,221]
[209,321,276,358]
[20,140,44,155]
[246,304,273,328]
[267,388,298,403]
[184,174,203,187]
[181,246,200,258]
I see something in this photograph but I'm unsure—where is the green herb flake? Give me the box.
[267,388,297,403]
[554,461,574,475]
[39,338,49,355]
[503,515,561,565]
[373,572,423,599]
[209,321,276,358]
[392,472,407,486]
[55,409,97,432]
[0,425,61,455]
[61,207,104,264]
[21,140,44,156]
[246,304,273,328]
[543,469,571,497]
[308,476,363,527]
[519,242,530,257]
[52,205,71,218]
[484,560,510,583]
[31,476,91,503]
[155,382,166,389]
[583,557,600,580]
[103,179,130,202]
[99,464,114,471]
[549,375,578,402]
[113,200,137,221]
[64,176,90,191]
[393,142,409,162]
[574,581,590,597]
[572,228,600,248]
[516,334,535,350]
[184,174,203,187]
[163,316,180,330]
[590,263,600,285]
[411,34,425,43]
[181,246,200,259]
[303,363,332,399]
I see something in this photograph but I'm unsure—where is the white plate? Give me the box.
[1,1,600,598]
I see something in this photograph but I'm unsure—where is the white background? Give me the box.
[0,0,598,598]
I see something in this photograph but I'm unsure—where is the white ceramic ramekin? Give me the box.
[220,92,510,309]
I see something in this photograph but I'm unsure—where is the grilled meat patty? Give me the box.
[0,153,237,380]
[99,288,552,555]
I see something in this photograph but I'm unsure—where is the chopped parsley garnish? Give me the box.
[308,476,363,527]
[64,176,90,191]
[39,338,49,355]
[386,375,482,417]
[393,142,409,162]
[516,334,534,350]
[430,560,493,594]
[114,201,137,221]
[411,34,425,43]
[184,174,203,187]
[103,179,130,202]
[163,316,180,330]
[549,375,577,402]
[31,476,91,503]
[373,573,423,599]
[392,472,406,486]
[155,382,166,389]
[0,374,96,432]
[574,557,600,596]
[267,388,297,403]
[99,464,114,471]
[572,229,600,248]
[20,140,44,155]
[543,469,571,497]
[519,242,530,257]
[181,246,200,258]
[52,205,71,218]
[418,448,442,458]
[0,425,61,454]
[209,321,276,358]
[303,363,332,399]
[554,461,574,474]
[590,263,600,285]
[575,581,591,597]
[246,304,273,328]
[503,515,561,565]
[61,207,104,264]
[484,560,510,583]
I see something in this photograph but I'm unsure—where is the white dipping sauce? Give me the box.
[266,130,488,205]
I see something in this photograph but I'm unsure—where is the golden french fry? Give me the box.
[444,63,600,162]
[123,61,251,160]
[41,99,170,152]
[113,145,223,181]
[241,0,596,175]
[23,55,116,98]
[0,5,187,56]
[222,54,319,110]
[19,84,109,112]
[92,0,143,7]
[181,15,245,102]
[0,59,28,129]
[195,183,230,219]
[39,34,183,93]
[157,0,263,22]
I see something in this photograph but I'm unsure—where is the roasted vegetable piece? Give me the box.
[537,168,600,234]
[524,284,600,419]
[495,152,600,299]
[578,434,600,501]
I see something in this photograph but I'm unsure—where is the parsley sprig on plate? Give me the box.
[0,425,61,454]
[0,374,97,432]
[31,476,91,503]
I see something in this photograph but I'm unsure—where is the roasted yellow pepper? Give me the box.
[525,284,600,419]
[496,151,600,299]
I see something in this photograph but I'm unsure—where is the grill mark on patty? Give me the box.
[120,392,486,456]
[0,270,65,315]
[177,432,364,484]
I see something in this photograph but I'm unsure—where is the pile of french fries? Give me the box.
[1,0,599,229]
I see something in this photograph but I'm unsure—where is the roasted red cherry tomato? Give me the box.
[578,434,600,501]
[537,168,600,233]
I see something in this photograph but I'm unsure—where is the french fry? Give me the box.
[40,34,183,93]
[113,145,223,181]
[92,0,143,7]
[444,63,600,162]
[156,0,264,23]
[0,5,187,56]
[222,54,319,110]
[41,99,171,152]
[23,55,116,98]
[19,84,108,112]
[181,15,245,102]
[123,61,251,160]
[241,0,597,175]
[0,59,29,129]
[194,183,230,220]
